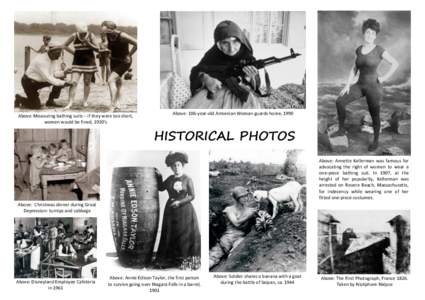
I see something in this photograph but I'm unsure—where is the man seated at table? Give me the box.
[57,238,77,257]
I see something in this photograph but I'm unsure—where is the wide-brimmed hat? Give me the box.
[165,151,189,167]
[232,186,249,201]
[47,41,63,52]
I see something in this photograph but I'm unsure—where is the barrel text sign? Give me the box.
[111,167,160,267]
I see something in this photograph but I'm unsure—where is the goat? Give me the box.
[253,181,305,219]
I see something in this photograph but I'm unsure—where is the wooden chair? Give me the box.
[54,266,73,278]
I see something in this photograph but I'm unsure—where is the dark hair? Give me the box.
[165,152,189,167]
[362,19,380,34]
[101,20,117,30]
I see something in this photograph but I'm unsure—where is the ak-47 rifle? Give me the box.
[207,48,301,102]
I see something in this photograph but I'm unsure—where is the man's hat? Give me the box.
[232,186,249,200]
[47,41,63,52]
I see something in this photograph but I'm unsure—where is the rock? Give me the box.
[396,120,410,135]
[360,115,391,130]
[390,111,411,134]
[361,114,373,125]
[391,110,411,121]
[286,245,296,253]
[326,124,339,136]
[360,125,374,134]
[360,121,390,134]
[382,146,405,156]
[329,135,349,152]
[348,109,369,125]
[381,120,391,130]
[318,118,328,135]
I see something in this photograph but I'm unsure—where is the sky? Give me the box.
[15,11,137,27]
[321,210,410,233]
[318,11,411,84]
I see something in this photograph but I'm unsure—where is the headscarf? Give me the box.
[190,20,255,95]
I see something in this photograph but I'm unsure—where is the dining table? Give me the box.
[39,161,86,200]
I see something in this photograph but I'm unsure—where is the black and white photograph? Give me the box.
[209,150,306,272]
[318,11,411,155]
[14,128,100,201]
[318,210,410,274]
[107,150,201,271]
[160,11,305,109]
[14,217,97,278]
[14,12,137,112]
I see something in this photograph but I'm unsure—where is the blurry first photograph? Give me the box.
[209,150,306,272]
[14,217,97,279]
[318,11,410,155]
[14,11,137,112]
[318,210,410,274]
[160,11,305,109]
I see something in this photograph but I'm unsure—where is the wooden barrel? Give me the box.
[110,167,159,267]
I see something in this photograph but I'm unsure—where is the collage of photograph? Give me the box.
[2,1,421,299]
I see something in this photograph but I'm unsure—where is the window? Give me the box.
[160,11,176,45]
[252,12,289,45]
[211,11,290,46]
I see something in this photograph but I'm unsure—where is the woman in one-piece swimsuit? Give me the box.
[332,18,399,151]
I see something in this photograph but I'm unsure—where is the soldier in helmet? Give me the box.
[209,186,258,269]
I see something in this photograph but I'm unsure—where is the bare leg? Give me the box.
[115,77,123,110]
[65,72,81,110]
[107,72,120,110]
[83,73,93,107]
[100,66,106,85]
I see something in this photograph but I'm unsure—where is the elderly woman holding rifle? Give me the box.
[185,20,263,109]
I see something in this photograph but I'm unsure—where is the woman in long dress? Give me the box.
[185,20,263,109]
[155,152,201,269]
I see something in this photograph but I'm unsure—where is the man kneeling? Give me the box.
[15,42,71,109]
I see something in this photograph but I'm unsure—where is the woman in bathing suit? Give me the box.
[332,19,399,151]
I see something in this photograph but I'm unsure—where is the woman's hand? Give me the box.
[242,65,259,82]
[339,84,350,97]
[123,55,131,64]
[170,200,181,208]
[201,73,222,94]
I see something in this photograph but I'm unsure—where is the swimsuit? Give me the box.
[107,32,131,77]
[71,32,97,73]
[336,45,385,138]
